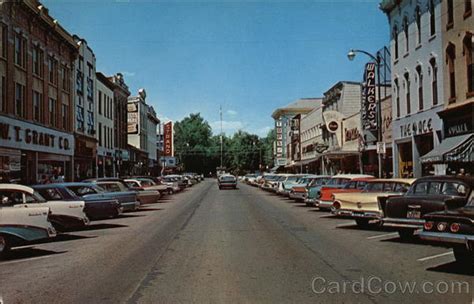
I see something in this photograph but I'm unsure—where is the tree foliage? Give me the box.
[174,113,274,175]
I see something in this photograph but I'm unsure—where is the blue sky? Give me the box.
[44,0,389,137]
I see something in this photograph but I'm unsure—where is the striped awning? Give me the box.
[420,134,474,164]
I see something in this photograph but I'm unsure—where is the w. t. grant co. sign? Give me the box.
[0,115,74,156]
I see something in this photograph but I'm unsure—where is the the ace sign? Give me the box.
[163,122,174,157]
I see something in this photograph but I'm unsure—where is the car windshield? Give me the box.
[326,178,350,186]
[67,185,99,196]
[286,176,299,182]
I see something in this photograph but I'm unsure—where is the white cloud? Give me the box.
[226,110,238,116]
[210,120,246,135]
[122,71,135,77]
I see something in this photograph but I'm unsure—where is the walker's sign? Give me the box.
[163,121,174,157]
[363,62,377,130]
[0,115,74,156]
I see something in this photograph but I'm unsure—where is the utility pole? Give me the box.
[220,105,223,168]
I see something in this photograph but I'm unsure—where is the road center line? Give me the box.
[367,232,399,240]
[417,251,453,262]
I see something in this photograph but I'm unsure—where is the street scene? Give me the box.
[0,0,473,303]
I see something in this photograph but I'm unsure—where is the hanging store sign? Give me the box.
[363,62,377,130]
[323,111,345,134]
[275,120,283,157]
[163,121,174,157]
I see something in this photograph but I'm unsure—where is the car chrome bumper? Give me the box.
[290,193,306,200]
[382,217,424,229]
[333,209,382,220]
[317,200,333,209]
[419,231,474,244]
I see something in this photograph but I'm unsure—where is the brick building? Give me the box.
[0,0,77,184]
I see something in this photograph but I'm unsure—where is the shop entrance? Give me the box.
[398,142,413,178]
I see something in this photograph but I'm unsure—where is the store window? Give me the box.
[430,58,438,105]
[404,72,411,115]
[15,83,25,118]
[446,43,456,102]
[464,34,473,94]
[0,151,21,183]
[416,66,423,110]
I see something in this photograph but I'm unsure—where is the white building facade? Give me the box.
[380,0,444,178]
[96,72,115,177]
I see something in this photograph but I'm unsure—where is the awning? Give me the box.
[420,134,474,164]
[323,150,360,159]
[294,157,321,167]
[270,165,284,172]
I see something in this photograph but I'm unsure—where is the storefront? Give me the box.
[74,135,98,181]
[0,115,74,184]
[392,108,443,178]
[97,151,115,178]
[420,102,474,175]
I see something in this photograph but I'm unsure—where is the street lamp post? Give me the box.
[348,49,383,178]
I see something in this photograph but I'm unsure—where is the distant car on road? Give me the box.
[218,175,237,190]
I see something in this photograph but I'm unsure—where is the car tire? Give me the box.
[219,186,222,190]
[0,235,11,259]
[453,246,474,264]
[355,219,370,228]
[168,188,174,195]
[398,228,415,241]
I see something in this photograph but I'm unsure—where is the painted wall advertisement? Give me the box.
[127,102,139,134]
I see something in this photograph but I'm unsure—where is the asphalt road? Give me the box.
[0,180,472,303]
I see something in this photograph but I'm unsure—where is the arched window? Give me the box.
[394,78,400,117]
[415,6,422,45]
[416,66,423,110]
[430,58,438,105]
[429,0,436,36]
[403,16,409,53]
[464,33,473,94]
[393,25,399,60]
[404,72,411,114]
[446,43,456,101]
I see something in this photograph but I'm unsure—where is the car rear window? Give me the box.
[220,176,236,182]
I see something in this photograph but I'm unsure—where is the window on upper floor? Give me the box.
[61,65,70,92]
[49,98,57,127]
[33,90,42,122]
[429,0,436,36]
[430,58,438,105]
[32,45,43,77]
[14,34,26,68]
[464,34,473,94]
[98,91,102,115]
[48,56,58,85]
[62,103,69,131]
[404,72,411,115]
[76,71,84,95]
[15,83,25,118]
[415,6,421,46]
[0,25,6,59]
[87,78,94,100]
[0,76,5,113]
[446,43,456,102]
[447,0,454,28]
[416,66,423,111]
[87,110,94,134]
[76,106,84,132]
[395,78,400,117]
[403,16,409,53]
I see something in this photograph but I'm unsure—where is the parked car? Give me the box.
[304,174,373,207]
[130,176,180,194]
[124,178,165,201]
[218,174,237,189]
[85,178,159,205]
[382,176,474,240]
[33,184,122,220]
[74,181,139,212]
[317,177,375,210]
[289,176,330,201]
[0,184,89,231]
[419,191,474,264]
[0,206,56,258]
[163,175,188,190]
[261,174,282,191]
[277,174,306,196]
[332,179,415,227]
